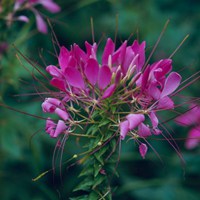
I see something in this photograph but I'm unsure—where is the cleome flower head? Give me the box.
[41,37,182,159]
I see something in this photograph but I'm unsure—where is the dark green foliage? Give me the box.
[0,0,200,200]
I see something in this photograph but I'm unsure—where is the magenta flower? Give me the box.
[13,0,61,33]
[41,37,182,159]
[176,104,200,149]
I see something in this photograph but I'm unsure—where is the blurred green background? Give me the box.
[0,0,200,199]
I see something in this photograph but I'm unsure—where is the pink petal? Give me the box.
[58,46,69,69]
[84,58,99,85]
[149,112,159,128]
[138,123,151,137]
[35,13,47,34]
[148,83,161,100]
[157,96,174,110]
[102,38,115,65]
[53,120,67,138]
[73,44,87,65]
[55,108,69,121]
[131,40,146,72]
[185,126,200,149]
[160,72,182,98]
[42,101,55,113]
[120,120,129,140]
[141,65,150,91]
[112,40,127,65]
[46,98,62,107]
[98,65,112,90]
[45,118,56,130]
[175,105,200,126]
[16,15,29,23]
[115,69,122,84]
[50,78,66,91]
[126,114,145,130]
[153,128,162,135]
[122,46,135,74]
[64,67,85,89]
[154,59,172,80]
[102,84,116,99]
[40,0,61,13]
[46,65,62,78]
[85,41,97,58]
[139,143,148,159]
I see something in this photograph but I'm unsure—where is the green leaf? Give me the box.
[73,176,93,192]
[86,125,99,136]
[79,166,93,177]
[88,191,99,199]
[94,145,109,165]
[98,119,110,128]
[92,174,106,189]
[69,195,89,200]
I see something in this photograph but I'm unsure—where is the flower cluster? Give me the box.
[42,38,182,158]
[6,0,60,33]
[176,104,200,149]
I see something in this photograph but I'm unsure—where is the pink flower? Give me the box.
[120,114,145,140]
[42,98,69,121]
[14,0,60,33]
[176,104,200,149]
[46,118,67,138]
[42,37,183,159]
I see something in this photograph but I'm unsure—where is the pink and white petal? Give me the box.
[160,72,182,98]
[157,96,174,110]
[139,143,148,159]
[84,58,99,85]
[102,38,115,65]
[46,65,62,78]
[126,114,145,130]
[185,126,200,149]
[102,84,116,99]
[138,123,151,137]
[64,67,85,89]
[53,120,67,138]
[120,120,129,140]
[35,13,48,34]
[98,65,112,90]
[55,108,69,121]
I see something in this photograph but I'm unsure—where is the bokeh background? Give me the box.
[0,0,200,199]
